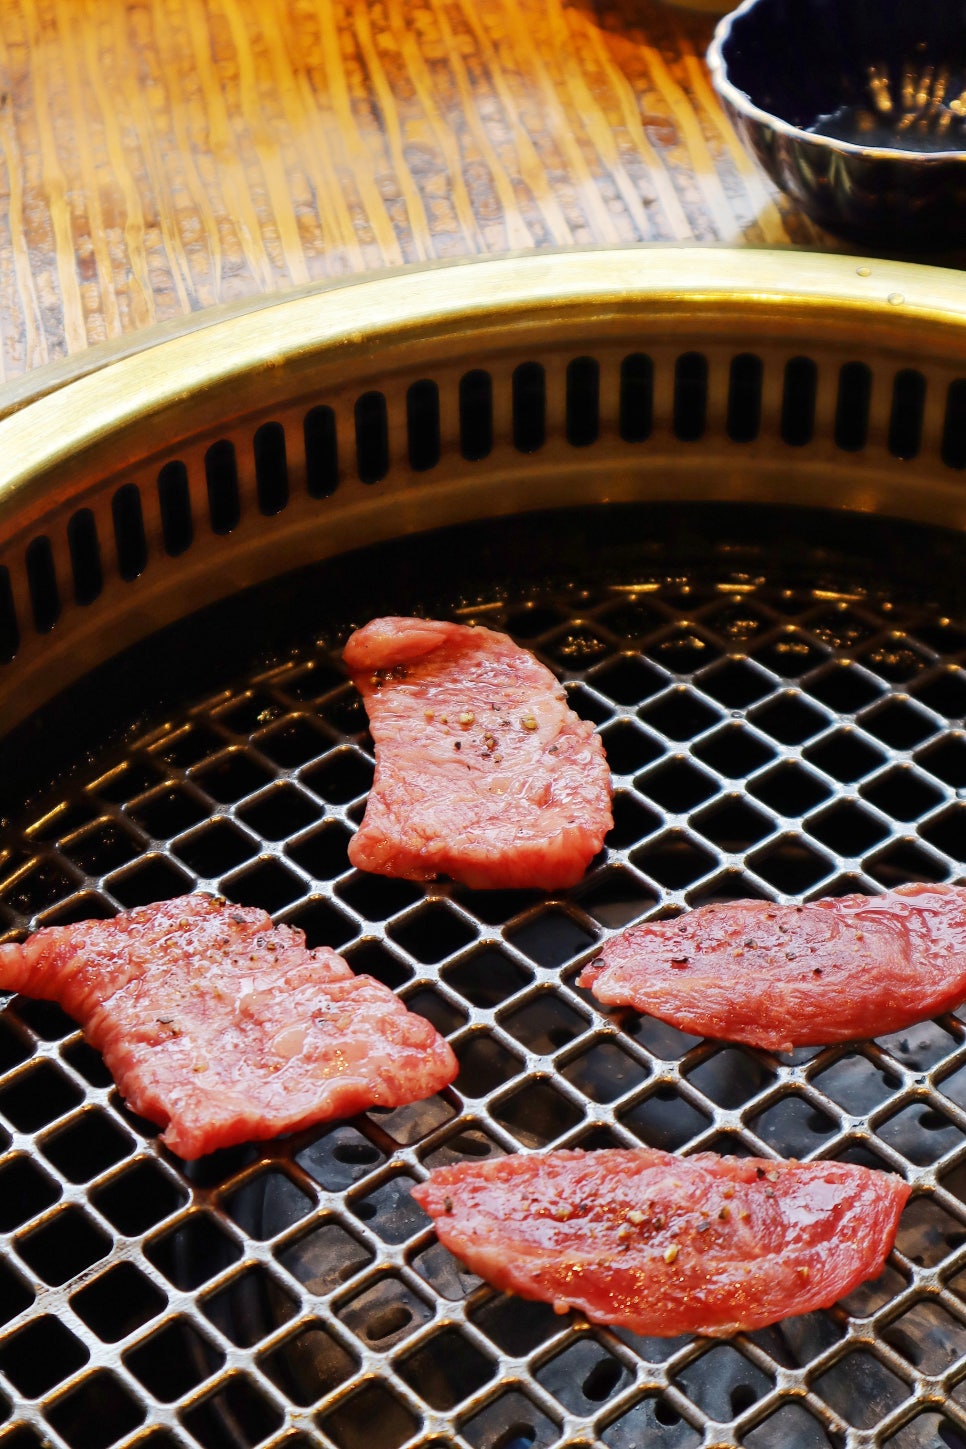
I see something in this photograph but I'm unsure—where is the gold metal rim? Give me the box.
[6,244,966,738]
[5,245,966,527]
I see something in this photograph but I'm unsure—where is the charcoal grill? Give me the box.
[3,247,966,1449]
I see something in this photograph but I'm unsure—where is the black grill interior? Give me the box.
[2,504,966,1449]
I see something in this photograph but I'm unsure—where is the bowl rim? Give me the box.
[707,0,966,164]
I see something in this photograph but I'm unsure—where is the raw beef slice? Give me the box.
[0,894,458,1158]
[580,883,966,1052]
[344,617,613,889]
[413,1147,910,1337]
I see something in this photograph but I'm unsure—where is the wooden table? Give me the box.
[0,0,831,396]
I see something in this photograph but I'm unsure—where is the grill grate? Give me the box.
[2,508,966,1449]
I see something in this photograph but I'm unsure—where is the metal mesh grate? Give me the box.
[3,508,966,1449]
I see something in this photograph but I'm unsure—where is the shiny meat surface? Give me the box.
[580,884,966,1052]
[0,894,457,1158]
[412,1148,910,1338]
[344,617,613,889]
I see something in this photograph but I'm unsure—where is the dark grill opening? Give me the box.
[618,352,653,442]
[835,360,873,452]
[253,421,288,516]
[71,1261,167,1342]
[459,369,494,461]
[726,351,763,443]
[205,441,241,535]
[111,483,147,581]
[512,362,546,453]
[0,565,18,661]
[889,368,927,460]
[943,377,966,468]
[0,1316,89,1397]
[67,508,103,604]
[317,1379,419,1449]
[17,1206,111,1285]
[5,504,966,1448]
[672,351,707,442]
[406,378,441,473]
[304,404,339,497]
[124,1317,224,1399]
[566,356,600,447]
[355,391,390,485]
[46,1369,146,1449]
[25,534,60,632]
[157,460,193,557]
[780,356,818,447]
[179,1373,283,1449]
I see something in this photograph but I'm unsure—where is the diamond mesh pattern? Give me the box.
[2,527,966,1449]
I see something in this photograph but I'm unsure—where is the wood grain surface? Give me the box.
[0,0,821,385]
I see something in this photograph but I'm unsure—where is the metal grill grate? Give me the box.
[2,508,966,1449]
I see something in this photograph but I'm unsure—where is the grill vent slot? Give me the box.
[26,535,60,631]
[619,352,653,442]
[726,352,763,443]
[0,568,17,661]
[781,356,818,446]
[459,369,493,460]
[254,422,288,517]
[942,378,966,469]
[304,406,339,497]
[111,484,147,581]
[354,392,389,485]
[512,362,546,453]
[67,509,102,607]
[835,361,873,453]
[565,355,600,447]
[406,379,441,473]
[673,351,708,441]
[889,368,927,460]
[157,461,192,557]
[205,441,240,535]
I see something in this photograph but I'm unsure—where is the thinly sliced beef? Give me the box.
[344,617,613,890]
[0,894,457,1159]
[412,1148,910,1337]
[580,883,966,1052]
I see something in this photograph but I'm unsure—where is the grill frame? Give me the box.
[4,249,966,1449]
[3,247,966,736]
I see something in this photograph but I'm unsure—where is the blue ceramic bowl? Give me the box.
[707,0,966,248]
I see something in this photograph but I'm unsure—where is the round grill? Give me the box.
[2,505,966,1449]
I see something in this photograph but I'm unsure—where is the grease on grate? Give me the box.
[3,544,966,1449]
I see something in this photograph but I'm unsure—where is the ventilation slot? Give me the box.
[304,406,338,497]
[254,423,288,516]
[67,509,102,605]
[112,485,147,581]
[0,566,18,661]
[205,441,240,534]
[726,353,763,443]
[157,461,192,557]
[407,380,441,473]
[834,361,872,453]
[459,370,493,460]
[566,356,599,447]
[780,356,817,446]
[26,535,60,631]
[355,391,389,485]
[889,369,926,460]
[619,353,653,442]
[512,362,546,453]
[673,352,708,441]
[941,379,966,470]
